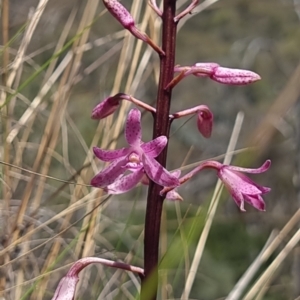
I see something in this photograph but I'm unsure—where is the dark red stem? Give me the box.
[141,1,177,300]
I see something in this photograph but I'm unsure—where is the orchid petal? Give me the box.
[125,108,142,146]
[166,190,183,201]
[142,155,179,187]
[141,136,167,157]
[229,188,246,212]
[93,146,129,162]
[91,157,126,187]
[105,168,144,194]
[190,62,219,77]
[230,171,271,194]
[217,160,270,211]
[125,161,143,170]
[171,169,181,178]
[225,160,271,174]
[194,62,220,69]
[219,168,264,195]
[244,194,266,211]
[51,275,78,300]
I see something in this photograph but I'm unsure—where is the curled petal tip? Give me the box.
[262,159,271,170]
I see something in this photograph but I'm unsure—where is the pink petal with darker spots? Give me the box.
[141,136,167,157]
[125,108,142,146]
[93,146,129,162]
[142,154,180,187]
[105,168,144,194]
[91,156,126,187]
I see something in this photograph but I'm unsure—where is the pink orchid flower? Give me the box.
[161,160,271,211]
[91,108,179,190]
[217,160,271,211]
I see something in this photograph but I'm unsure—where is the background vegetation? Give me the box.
[1,0,300,299]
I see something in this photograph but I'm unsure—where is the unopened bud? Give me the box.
[91,94,124,119]
[197,109,213,138]
[103,0,134,29]
[211,67,261,85]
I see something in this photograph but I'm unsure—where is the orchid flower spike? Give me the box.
[217,160,271,211]
[91,108,179,193]
[103,0,164,55]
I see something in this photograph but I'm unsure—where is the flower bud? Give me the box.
[103,0,134,30]
[211,67,261,85]
[197,109,213,138]
[91,96,120,119]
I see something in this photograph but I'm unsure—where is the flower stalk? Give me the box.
[52,0,271,299]
[141,1,177,299]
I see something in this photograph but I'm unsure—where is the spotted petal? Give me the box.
[244,194,266,211]
[51,275,78,300]
[219,168,264,196]
[125,109,142,146]
[141,136,167,157]
[142,154,179,187]
[91,156,126,187]
[227,185,246,211]
[225,160,271,174]
[93,146,129,162]
[231,171,271,194]
[105,168,144,194]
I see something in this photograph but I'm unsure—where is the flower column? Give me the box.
[141,1,177,299]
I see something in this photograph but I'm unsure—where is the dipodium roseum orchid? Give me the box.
[91,108,179,190]
[217,160,271,211]
[161,160,271,211]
